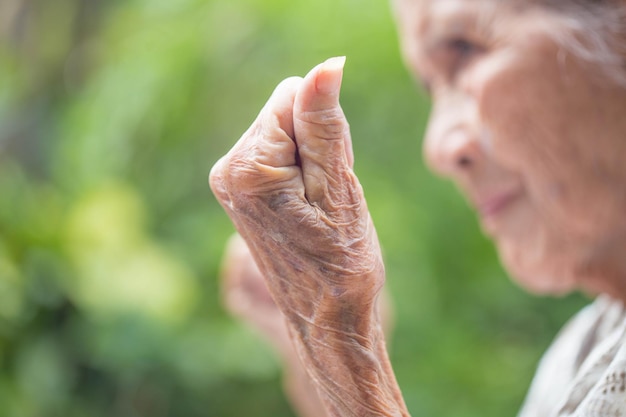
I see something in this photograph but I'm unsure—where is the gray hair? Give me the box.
[391,0,626,87]
[541,0,626,88]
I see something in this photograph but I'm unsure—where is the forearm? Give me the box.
[285,292,410,417]
[237,218,408,416]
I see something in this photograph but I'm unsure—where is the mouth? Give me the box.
[473,187,523,223]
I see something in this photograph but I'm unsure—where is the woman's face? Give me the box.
[395,0,626,296]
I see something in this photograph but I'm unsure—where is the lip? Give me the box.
[474,188,523,219]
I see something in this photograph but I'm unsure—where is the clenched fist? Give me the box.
[209,58,409,417]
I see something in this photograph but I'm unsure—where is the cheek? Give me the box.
[475,53,620,245]
[475,59,581,205]
[474,63,546,168]
[470,41,574,165]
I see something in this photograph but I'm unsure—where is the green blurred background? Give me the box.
[0,0,588,416]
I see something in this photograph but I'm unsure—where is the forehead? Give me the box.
[393,0,554,57]
[394,0,512,35]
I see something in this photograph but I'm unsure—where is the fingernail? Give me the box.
[315,56,346,95]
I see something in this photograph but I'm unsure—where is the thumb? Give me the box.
[293,57,356,208]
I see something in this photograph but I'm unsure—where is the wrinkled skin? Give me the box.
[220,234,394,417]
[220,234,327,417]
[395,0,626,297]
[210,59,408,416]
[211,0,626,415]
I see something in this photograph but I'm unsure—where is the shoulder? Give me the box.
[519,296,626,417]
[555,296,626,416]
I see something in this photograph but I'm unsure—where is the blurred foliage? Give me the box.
[0,0,588,416]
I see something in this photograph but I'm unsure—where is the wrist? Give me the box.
[286,262,386,337]
[285,300,408,417]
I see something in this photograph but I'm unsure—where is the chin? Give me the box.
[506,264,576,297]
[495,235,579,297]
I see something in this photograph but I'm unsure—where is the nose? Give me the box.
[423,91,484,178]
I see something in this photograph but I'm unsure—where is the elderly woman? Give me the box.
[209,0,626,416]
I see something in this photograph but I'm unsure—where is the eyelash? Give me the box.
[446,38,476,57]
[443,37,481,74]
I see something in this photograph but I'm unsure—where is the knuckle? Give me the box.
[209,130,262,197]
[217,157,252,190]
[209,156,230,200]
[209,152,257,202]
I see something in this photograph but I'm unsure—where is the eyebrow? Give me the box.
[406,3,491,95]
[421,2,498,48]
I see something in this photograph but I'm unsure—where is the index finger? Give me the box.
[209,76,304,199]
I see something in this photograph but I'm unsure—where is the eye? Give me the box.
[445,38,477,58]
[433,37,484,81]
[417,35,485,95]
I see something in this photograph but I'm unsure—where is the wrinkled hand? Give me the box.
[220,232,396,417]
[220,233,328,417]
[210,58,408,417]
[210,57,384,332]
